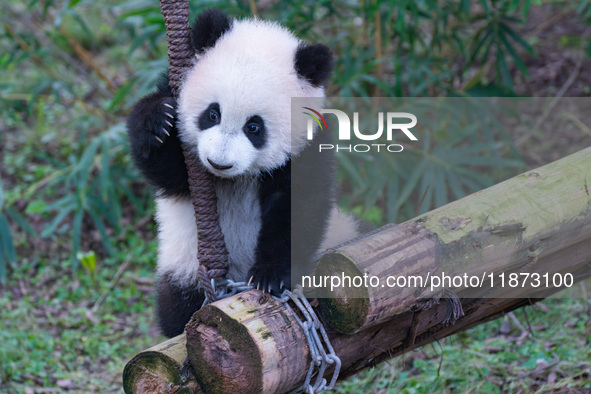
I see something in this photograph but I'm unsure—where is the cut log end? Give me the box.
[185,303,262,393]
[123,334,202,394]
[315,251,369,333]
[123,351,191,393]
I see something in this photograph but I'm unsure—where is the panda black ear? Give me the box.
[191,9,232,53]
[295,43,334,87]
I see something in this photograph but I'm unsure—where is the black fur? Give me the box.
[197,102,221,130]
[248,129,335,294]
[191,9,232,53]
[295,43,335,87]
[127,9,337,337]
[156,274,206,337]
[290,127,336,281]
[126,77,189,197]
[248,162,292,292]
[242,115,266,149]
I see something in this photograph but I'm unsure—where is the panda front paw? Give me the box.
[155,99,176,143]
[146,97,177,147]
[128,95,178,158]
[248,266,291,295]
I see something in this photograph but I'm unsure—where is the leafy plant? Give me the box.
[29,123,149,268]
[0,177,38,284]
[467,0,537,90]
[334,98,524,223]
[0,0,542,273]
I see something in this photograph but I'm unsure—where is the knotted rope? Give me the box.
[160,0,229,302]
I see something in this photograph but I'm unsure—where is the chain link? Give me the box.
[278,287,341,393]
[203,282,341,392]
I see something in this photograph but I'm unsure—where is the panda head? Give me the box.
[177,9,334,178]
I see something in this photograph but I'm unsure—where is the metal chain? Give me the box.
[278,287,341,393]
[198,279,250,307]
[203,283,341,392]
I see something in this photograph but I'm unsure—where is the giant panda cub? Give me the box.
[127,9,360,338]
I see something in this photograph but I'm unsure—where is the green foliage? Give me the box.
[467,5,536,89]
[1,0,155,281]
[336,299,591,393]
[34,123,146,267]
[0,0,543,280]
[0,237,159,391]
[335,99,525,223]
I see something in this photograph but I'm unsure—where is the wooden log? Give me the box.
[123,334,202,394]
[185,268,591,394]
[184,290,567,393]
[314,222,441,334]
[315,146,591,334]
[185,291,309,394]
[181,148,591,393]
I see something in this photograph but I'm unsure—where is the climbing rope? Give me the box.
[159,0,229,302]
[159,4,342,391]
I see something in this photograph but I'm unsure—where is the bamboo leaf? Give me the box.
[0,213,16,266]
[5,208,38,237]
[42,205,73,238]
[396,157,428,209]
[501,22,535,54]
[496,47,512,88]
[0,178,4,210]
[499,29,529,76]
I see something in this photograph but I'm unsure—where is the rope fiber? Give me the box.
[160,0,229,302]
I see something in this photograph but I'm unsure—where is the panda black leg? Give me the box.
[248,164,292,295]
[127,88,189,197]
[156,275,206,338]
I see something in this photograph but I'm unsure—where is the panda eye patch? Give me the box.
[243,115,266,149]
[198,102,221,130]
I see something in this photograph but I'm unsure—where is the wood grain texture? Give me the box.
[316,147,591,333]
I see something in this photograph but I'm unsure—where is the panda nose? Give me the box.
[207,158,233,171]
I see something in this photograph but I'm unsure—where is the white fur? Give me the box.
[157,16,360,288]
[156,177,260,286]
[178,18,325,177]
[318,206,361,252]
[155,196,199,285]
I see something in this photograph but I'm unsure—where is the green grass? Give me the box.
[0,235,164,392]
[2,258,590,392]
[337,298,591,393]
